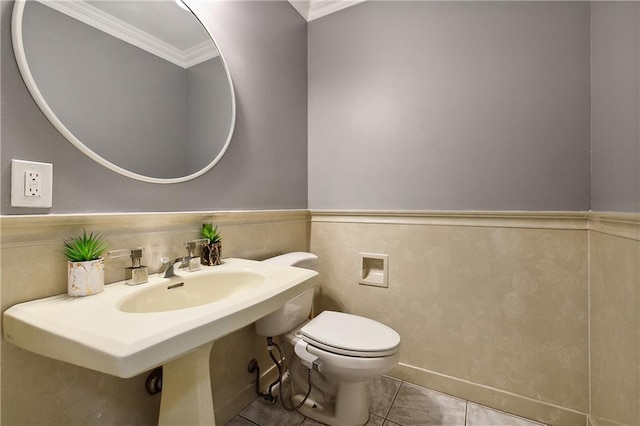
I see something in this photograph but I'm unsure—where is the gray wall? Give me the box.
[308,1,591,211]
[1,0,308,213]
[590,1,640,213]
[5,0,637,215]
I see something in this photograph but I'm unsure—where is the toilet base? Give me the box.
[292,381,369,426]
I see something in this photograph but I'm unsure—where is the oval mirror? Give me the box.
[12,0,236,184]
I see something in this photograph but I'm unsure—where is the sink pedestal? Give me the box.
[158,342,216,426]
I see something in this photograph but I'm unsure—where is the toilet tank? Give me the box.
[255,252,318,337]
[261,252,318,271]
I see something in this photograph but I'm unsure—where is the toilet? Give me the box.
[256,252,400,426]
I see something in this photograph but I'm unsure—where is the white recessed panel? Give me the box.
[359,252,389,288]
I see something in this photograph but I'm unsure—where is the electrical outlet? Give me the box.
[25,171,42,197]
[11,159,53,208]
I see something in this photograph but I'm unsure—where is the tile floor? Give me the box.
[226,376,546,426]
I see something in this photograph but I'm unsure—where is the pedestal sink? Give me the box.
[3,258,318,425]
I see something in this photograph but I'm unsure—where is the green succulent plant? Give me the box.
[201,223,221,243]
[63,229,107,262]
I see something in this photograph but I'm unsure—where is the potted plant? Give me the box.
[201,223,222,266]
[63,229,107,296]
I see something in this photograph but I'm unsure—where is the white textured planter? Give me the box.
[67,258,105,297]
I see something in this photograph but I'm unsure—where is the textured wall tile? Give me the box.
[310,220,589,413]
[1,211,309,425]
[590,232,640,426]
[1,343,160,426]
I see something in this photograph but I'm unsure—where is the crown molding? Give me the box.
[288,0,311,21]
[308,0,367,21]
[183,40,219,68]
[38,0,217,68]
[288,0,367,22]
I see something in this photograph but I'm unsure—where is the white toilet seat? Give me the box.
[288,328,400,378]
[305,341,400,373]
[299,311,400,358]
[283,309,401,426]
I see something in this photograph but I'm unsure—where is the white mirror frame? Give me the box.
[11,0,236,184]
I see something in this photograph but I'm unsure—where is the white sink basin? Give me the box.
[3,258,317,425]
[3,258,317,377]
[118,270,265,313]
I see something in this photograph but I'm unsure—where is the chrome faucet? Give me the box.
[160,257,189,278]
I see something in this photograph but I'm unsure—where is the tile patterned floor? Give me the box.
[226,376,546,426]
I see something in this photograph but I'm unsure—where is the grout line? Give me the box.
[587,228,592,416]
[384,380,404,420]
[237,414,261,426]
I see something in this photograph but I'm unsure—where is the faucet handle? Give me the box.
[184,239,208,257]
[183,239,207,272]
[107,248,147,285]
[130,248,144,260]
[108,247,145,267]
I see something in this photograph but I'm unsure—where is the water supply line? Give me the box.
[249,337,314,411]
[247,357,277,404]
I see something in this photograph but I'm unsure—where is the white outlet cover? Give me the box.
[11,159,53,208]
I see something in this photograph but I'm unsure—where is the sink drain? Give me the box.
[146,367,163,395]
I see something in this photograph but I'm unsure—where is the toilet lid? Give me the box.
[300,311,400,357]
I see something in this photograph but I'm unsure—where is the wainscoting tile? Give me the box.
[310,219,589,412]
[368,375,402,418]
[386,382,466,426]
[466,402,546,426]
[590,231,640,426]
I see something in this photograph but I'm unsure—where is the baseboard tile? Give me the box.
[215,383,257,426]
[588,414,636,426]
[390,362,586,426]
[215,363,279,424]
